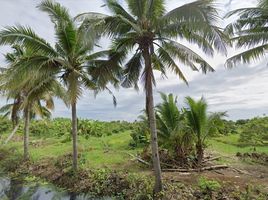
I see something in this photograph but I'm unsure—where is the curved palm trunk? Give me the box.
[23,106,30,160]
[6,96,21,144]
[143,48,163,194]
[4,123,20,145]
[72,102,78,171]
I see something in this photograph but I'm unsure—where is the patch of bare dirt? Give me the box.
[163,160,268,192]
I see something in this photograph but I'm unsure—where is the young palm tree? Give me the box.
[156,93,192,163]
[185,96,226,166]
[225,0,268,67]
[0,0,119,170]
[78,0,229,192]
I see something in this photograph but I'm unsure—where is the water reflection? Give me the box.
[0,176,111,200]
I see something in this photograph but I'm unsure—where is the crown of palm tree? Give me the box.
[225,0,268,67]
[0,0,120,106]
[185,96,227,142]
[77,0,229,88]
[0,45,64,121]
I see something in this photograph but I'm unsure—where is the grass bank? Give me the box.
[1,131,268,199]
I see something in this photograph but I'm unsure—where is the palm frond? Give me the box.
[146,0,165,20]
[121,52,142,88]
[157,46,188,84]
[163,0,219,23]
[226,44,268,68]
[159,39,214,73]
[126,0,147,19]
[106,0,136,22]
[38,0,72,24]
[0,25,57,56]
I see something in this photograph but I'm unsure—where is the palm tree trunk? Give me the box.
[143,48,163,194]
[23,106,30,160]
[196,141,204,166]
[4,123,20,144]
[175,145,186,165]
[72,102,78,171]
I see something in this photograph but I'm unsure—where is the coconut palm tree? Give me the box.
[0,91,54,145]
[77,0,229,192]
[185,96,226,166]
[225,0,268,67]
[0,45,53,144]
[0,44,65,160]
[0,45,24,129]
[1,65,62,160]
[156,93,193,163]
[0,0,119,170]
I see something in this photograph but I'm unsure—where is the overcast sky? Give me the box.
[0,0,267,121]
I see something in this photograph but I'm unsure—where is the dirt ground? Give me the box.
[162,155,268,192]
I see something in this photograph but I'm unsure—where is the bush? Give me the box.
[129,122,150,148]
[30,118,71,137]
[0,117,12,134]
[28,118,137,139]
[198,177,221,192]
[239,117,268,146]
[0,147,23,172]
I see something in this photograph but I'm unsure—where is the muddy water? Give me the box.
[0,176,111,200]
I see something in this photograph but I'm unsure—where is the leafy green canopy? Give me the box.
[0,0,120,106]
[156,93,193,152]
[185,96,227,144]
[77,0,229,89]
[225,0,268,67]
[0,45,63,121]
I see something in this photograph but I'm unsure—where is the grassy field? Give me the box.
[1,131,268,172]
[1,131,143,170]
[208,134,268,155]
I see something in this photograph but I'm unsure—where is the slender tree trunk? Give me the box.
[196,141,204,166]
[72,102,78,171]
[23,106,30,160]
[143,48,163,194]
[175,145,186,165]
[4,123,20,144]
[11,96,20,129]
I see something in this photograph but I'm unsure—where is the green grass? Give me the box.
[208,134,268,155]
[2,131,268,171]
[2,131,142,170]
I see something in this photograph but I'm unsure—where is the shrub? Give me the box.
[28,118,137,139]
[0,117,12,134]
[239,117,268,146]
[198,177,221,192]
[129,122,150,148]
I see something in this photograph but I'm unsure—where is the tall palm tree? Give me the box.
[225,0,268,67]
[185,96,226,166]
[0,0,119,170]
[78,0,229,192]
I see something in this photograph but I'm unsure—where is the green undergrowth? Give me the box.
[1,132,268,199]
[208,135,268,155]
[1,131,143,171]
